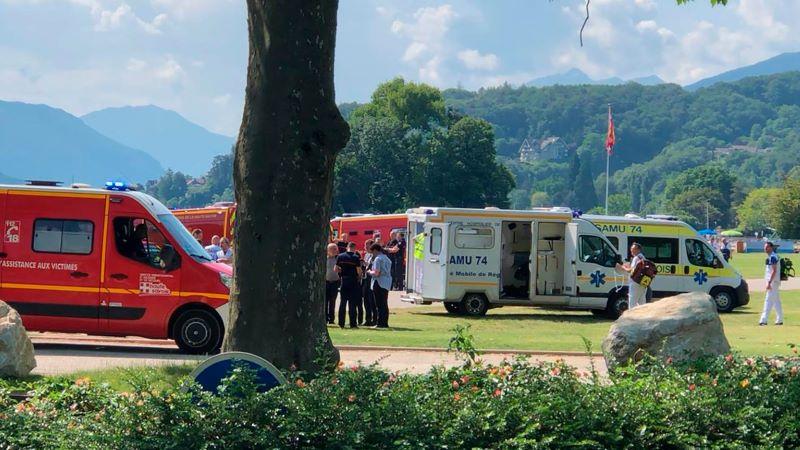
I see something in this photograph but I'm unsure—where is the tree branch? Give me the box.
[580,0,590,47]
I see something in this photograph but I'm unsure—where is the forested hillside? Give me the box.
[149,72,800,234]
[445,72,800,229]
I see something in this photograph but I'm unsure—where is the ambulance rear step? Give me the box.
[400,294,431,305]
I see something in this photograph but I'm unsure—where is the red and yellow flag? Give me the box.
[605,105,615,155]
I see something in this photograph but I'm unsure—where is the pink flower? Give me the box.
[453,393,461,401]
[451,380,460,390]
[460,375,470,385]
[295,379,306,388]
[492,389,502,397]
[688,384,696,392]
[550,367,561,377]
[347,394,356,403]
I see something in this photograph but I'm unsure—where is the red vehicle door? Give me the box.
[0,189,6,286]
[1,190,103,333]
[102,199,181,338]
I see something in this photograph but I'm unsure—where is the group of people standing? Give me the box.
[191,229,234,265]
[326,238,393,329]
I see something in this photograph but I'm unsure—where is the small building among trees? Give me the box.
[519,137,570,162]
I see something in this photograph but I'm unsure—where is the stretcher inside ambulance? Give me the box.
[0,182,231,354]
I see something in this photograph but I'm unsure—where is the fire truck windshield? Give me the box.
[158,213,213,262]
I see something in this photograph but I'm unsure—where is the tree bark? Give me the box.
[224,0,349,373]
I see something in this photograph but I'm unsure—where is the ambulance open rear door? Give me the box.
[422,222,449,300]
[564,222,578,295]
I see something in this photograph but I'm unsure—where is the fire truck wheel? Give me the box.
[461,294,489,317]
[444,302,464,315]
[173,309,223,355]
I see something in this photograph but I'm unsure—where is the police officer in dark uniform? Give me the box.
[335,241,362,328]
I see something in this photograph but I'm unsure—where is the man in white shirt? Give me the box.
[759,241,782,326]
[616,242,647,311]
[205,235,222,260]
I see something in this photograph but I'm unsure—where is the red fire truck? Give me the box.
[329,213,408,250]
[172,202,236,246]
[0,182,231,354]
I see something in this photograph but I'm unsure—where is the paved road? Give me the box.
[28,334,604,376]
[747,277,800,292]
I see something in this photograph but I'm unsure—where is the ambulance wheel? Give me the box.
[444,302,464,315]
[605,291,629,320]
[710,287,736,313]
[461,294,489,317]
[173,309,223,354]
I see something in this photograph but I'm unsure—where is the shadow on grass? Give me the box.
[413,311,610,324]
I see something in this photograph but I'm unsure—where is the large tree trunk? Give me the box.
[223,0,349,373]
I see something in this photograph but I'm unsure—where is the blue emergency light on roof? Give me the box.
[105,180,130,191]
[572,209,583,218]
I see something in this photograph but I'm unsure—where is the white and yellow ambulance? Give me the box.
[583,214,749,312]
[403,207,635,318]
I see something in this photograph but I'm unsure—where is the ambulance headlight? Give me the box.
[219,273,233,289]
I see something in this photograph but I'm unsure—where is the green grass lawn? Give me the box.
[729,252,768,279]
[330,290,800,356]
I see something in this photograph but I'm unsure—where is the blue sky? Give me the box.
[1,0,798,136]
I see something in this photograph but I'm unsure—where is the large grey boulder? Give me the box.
[602,292,730,369]
[0,301,36,377]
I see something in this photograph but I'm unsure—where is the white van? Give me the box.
[402,207,633,318]
[583,214,749,312]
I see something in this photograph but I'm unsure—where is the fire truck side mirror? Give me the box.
[161,245,181,272]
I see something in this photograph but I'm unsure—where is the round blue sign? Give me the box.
[188,351,287,394]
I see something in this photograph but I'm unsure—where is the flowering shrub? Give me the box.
[1,353,800,449]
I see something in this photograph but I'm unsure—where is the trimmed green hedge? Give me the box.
[2,352,800,449]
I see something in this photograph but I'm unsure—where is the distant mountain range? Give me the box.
[0,101,164,186]
[82,105,234,176]
[525,52,800,91]
[686,51,800,91]
[526,69,664,87]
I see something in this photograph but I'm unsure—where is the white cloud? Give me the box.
[457,49,499,71]
[126,57,147,71]
[557,0,800,85]
[635,20,657,32]
[212,94,231,106]
[95,3,130,31]
[418,56,443,85]
[67,0,168,34]
[390,4,458,85]
[403,42,428,62]
[154,56,184,82]
[634,0,656,10]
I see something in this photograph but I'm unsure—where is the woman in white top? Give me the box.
[216,237,233,264]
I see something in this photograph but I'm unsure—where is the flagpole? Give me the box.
[605,103,611,215]
[605,147,610,215]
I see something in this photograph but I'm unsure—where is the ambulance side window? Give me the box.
[607,236,620,251]
[33,219,94,255]
[430,228,442,255]
[113,217,169,269]
[685,238,715,267]
[628,236,678,264]
[454,226,494,249]
[579,235,616,267]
